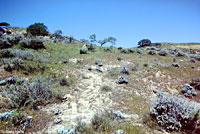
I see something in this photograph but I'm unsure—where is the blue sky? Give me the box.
[0,0,200,47]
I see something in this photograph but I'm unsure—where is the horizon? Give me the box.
[0,0,200,47]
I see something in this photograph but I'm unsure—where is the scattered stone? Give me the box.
[182,84,197,97]
[0,80,6,85]
[153,58,158,61]
[120,66,129,75]
[87,65,92,71]
[113,110,125,119]
[171,63,180,67]
[96,61,103,67]
[96,66,103,72]
[0,76,18,86]
[57,127,68,134]
[27,116,32,122]
[62,59,69,64]
[0,110,14,120]
[53,109,61,115]
[116,75,128,84]
[54,118,62,124]
[116,129,124,134]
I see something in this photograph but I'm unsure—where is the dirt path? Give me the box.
[41,67,119,133]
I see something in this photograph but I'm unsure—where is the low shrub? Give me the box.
[100,85,113,92]
[0,49,33,60]
[0,38,12,49]
[150,89,200,132]
[2,76,56,109]
[19,39,45,50]
[80,48,88,54]
[158,49,168,56]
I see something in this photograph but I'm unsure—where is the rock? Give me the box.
[58,127,68,134]
[182,84,197,97]
[153,58,158,61]
[120,66,129,75]
[97,61,103,67]
[27,116,33,121]
[0,80,6,85]
[155,71,161,78]
[53,109,61,115]
[67,127,76,134]
[87,65,92,71]
[113,110,125,119]
[0,110,14,120]
[54,118,62,124]
[116,129,124,134]
[0,76,18,86]
[96,66,103,72]
[62,59,69,64]
[116,75,128,84]
[171,63,180,67]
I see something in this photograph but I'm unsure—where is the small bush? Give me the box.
[148,50,157,55]
[0,49,33,60]
[100,85,113,92]
[19,39,45,50]
[120,48,129,54]
[135,48,143,54]
[0,38,12,49]
[2,76,56,109]
[158,49,168,56]
[86,44,96,52]
[151,89,200,131]
[80,48,88,54]
[59,77,74,87]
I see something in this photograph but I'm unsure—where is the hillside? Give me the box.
[0,29,200,134]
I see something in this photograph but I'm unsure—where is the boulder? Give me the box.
[116,75,128,84]
[120,66,129,75]
[116,129,124,134]
[96,66,103,72]
[171,63,180,67]
[182,84,197,97]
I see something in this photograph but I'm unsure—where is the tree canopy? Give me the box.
[27,23,48,36]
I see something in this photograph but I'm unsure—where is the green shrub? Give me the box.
[27,23,48,36]
[80,48,88,54]
[19,39,45,50]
